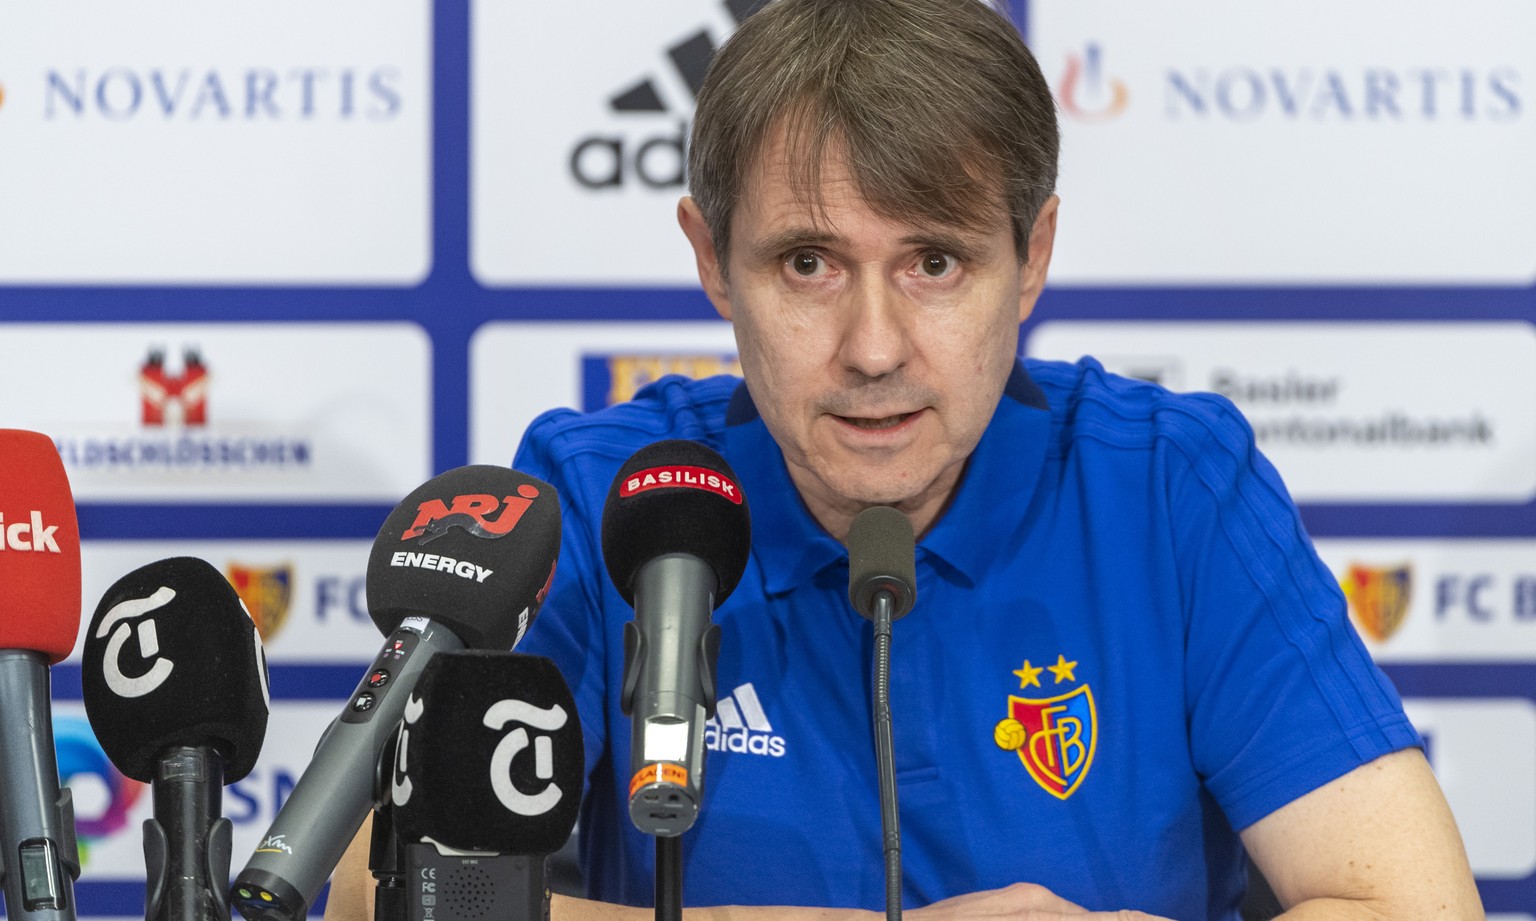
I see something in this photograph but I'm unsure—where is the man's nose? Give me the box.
[837,274,911,379]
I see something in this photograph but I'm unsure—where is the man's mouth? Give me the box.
[837,412,916,430]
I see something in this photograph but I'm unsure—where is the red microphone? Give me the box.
[0,429,83,921]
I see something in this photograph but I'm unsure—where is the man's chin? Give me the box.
[815,469,931,511]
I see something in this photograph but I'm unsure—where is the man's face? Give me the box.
[679,132,1057,538]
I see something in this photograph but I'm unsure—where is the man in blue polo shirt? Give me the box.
[502,1,1482,917]
[325,0,1481,918]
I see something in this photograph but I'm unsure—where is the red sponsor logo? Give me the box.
[401,484,541,543]
[140,347,209,427]
[620,466,741,504]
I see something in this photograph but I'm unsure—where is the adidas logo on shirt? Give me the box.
[704,683,786,757]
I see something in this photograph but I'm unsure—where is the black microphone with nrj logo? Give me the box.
[601,439,751,921]
[383,650,583,921]
[81,556,271,921]
[231,466,561,921]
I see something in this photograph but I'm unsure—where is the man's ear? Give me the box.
[678,196,733,320]
[1017,194,1059,324]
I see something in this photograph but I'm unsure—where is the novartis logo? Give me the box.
[42,67,404,122]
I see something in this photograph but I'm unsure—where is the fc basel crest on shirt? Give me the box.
[993,654,1097,800]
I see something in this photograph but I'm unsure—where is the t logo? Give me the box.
[400,485,542,544]
[96,586,178,698]
[391,693,426,807]
[484,699,569,816]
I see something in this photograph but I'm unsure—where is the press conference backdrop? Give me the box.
[0,0,1532,917]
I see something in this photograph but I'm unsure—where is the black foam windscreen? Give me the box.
[600,440,751,607]
[81,556,270,783]
[847,506,917,621]
[392,651,583,856]
[366,465,561,651]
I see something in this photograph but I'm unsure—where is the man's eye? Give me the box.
[919,253,956,278]
[790,252,823,276]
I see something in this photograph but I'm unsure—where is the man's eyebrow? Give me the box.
[744,227,995,264]
[746,228,842,263]
[898,230,992,263]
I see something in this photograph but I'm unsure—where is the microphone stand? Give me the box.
[369,729,406,921]
[871,592,902,921]
[655,836,682,921]
[142,745,233,921]
[368,805,407,921]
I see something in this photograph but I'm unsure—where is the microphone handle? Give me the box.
[144,746,232,921]
[232,620,466,921]
[625,553,719,838]
[0,650,79,921]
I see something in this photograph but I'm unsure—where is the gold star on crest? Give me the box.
[1048,654,1078,684]
[1012,660,1044,689]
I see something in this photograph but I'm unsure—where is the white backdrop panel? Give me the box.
[0,323,433,501]
[1027,321,1536,502]
[0,0,431,284]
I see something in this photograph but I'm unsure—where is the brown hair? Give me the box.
[688,0,1059,265]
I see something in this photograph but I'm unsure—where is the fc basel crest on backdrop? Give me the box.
[1340,563,1412,643]
[993,654,1097,800]
[226,563,292,641]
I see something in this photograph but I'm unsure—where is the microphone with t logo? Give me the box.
[383,650,583,921]
[81,556,270,921]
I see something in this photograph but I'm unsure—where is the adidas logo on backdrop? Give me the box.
[704,683,786,757]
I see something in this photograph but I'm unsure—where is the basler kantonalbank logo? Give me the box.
[704,683,786,757]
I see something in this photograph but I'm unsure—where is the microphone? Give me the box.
[601,440,750,838]
[388,650,583,921]
[81,556,270,921]
[846,506,916,921]
[0,429,83,921]
[847,506,915,622]
[232,466,561,921]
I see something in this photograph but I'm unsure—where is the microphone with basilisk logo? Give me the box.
[232,466,561,921]
[0,429,83,921]
[380,650,583,921]
[602,439,750,921]
[601,440,751,840]
[81,556,270,921]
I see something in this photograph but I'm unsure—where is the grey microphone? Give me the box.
[600,440,751,839]
[846,505,916,921]
[231,466,561,921]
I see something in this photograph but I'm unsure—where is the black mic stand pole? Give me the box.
[369,728,407,921]
[143,745,232,921]
[656,836,682,921]
[871,591,902,921]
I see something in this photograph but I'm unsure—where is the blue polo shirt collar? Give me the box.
[720,359,1052,595]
